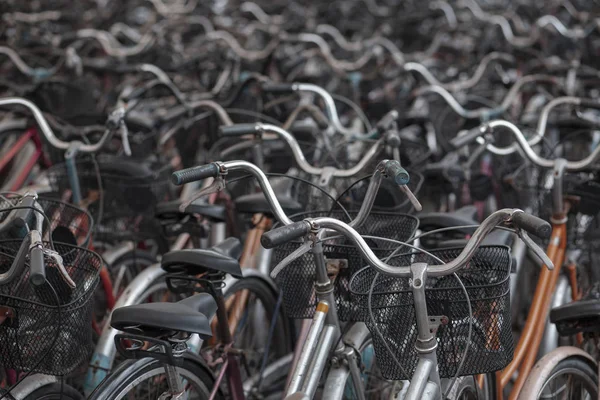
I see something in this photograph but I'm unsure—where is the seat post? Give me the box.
[161,340,187,399]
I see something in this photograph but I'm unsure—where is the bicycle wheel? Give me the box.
[526,357,598,399]
[220,276,293,394]
[93,250,158,330]
[89,357,220,400]
[23,383,83,400]
[444,374,495,400]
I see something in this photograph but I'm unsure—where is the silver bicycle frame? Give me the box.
[284,242,368,400]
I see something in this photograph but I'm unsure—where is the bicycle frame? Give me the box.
[496,166,571,399]
[284,241,368,399]
[1,127,49,192]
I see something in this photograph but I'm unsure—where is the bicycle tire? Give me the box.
[224,276,293,356]
[523,356,598,399]
[88,356,220,400]
[444,374,495,400]
[23,383,83,400]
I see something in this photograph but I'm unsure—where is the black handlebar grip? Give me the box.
[261,221,311,249]
[219,124,259,136]
[29,246,46,286]
[384,161,410,185]
[512,212,552,239]
[449,127,486,149]
[13,196,36,229]
[261,83,295,93]
[579,99,600,110]
[171,163,220,185]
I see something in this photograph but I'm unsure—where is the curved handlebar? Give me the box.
[0,97,115,153]
[220,123,382,177]
[477,97,600,155]
[458,119,600,171]
[276,208,552,277]
[172,159,417,226]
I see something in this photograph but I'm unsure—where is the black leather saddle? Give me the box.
[551,299,600,336]
[110,293,217,338]
[161,237,243,278]
[155,200,227,222]
[234,178,303,216]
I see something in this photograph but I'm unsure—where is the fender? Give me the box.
[7,374,57,399]
[88,352,216,400]
[223,268,280,296]
[519,347,597,399]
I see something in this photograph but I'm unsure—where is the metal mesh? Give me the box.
[93,212,167,246]
[45,158,175,242]
[349,245,512,379]
[271,210,418,320]
[0,194,93,247]
[0,240,101,375]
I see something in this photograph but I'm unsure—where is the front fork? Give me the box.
[285,242,367,400]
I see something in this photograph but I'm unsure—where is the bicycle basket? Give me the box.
[0,194,93,247]
[0,240,101,375]
[349,245,512,380]
[271,210,419,320]
[46,157,175,217]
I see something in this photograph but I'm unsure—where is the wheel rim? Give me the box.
[539,366,597,399]
[112,365,211,400]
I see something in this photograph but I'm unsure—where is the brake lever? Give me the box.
[120,121,132,156]
[28,230,76,289]
[42,248,76,288]
[270,239,313,279]
[517,229,555,270]
[400,185,423,212]
[179,176,226,213]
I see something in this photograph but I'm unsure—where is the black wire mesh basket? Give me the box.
[349,245,512,380]
[270,210,419,320]
[45,157,175,243]
[0,194,93,247]
[0,240,102,375]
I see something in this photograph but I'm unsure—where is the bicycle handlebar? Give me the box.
[261,221,311,248]
[219,123,382,177]
[264,208,553,277]
[172,159,419,226]
[511,210,552,239]
[476,97,600,155]
[0,97,118,153]
[29,242,46,286]
[452,119,600,171]
[171,163,221,185]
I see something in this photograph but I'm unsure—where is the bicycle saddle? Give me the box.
[110,293,217,338]
[161,237,243,277]
[234,178,303,216]
[551,285,600,335]
[155,200,227,222]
